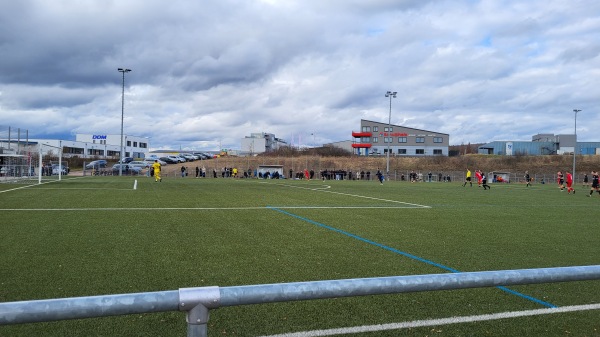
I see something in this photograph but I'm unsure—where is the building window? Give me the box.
[361,137,371,142]
[133,142,138,147]
[398,137,407,143]
[398,149,406,154]
[433,137,443,143]
[384,127,394,132]
[373,137,378,143]
[362,126,371,132]
[416,137,425,143]
[416,149,425,155]
[384,137,392,143]
[433,149,443,155]
[373,126,378,132]
[127,140,131,146]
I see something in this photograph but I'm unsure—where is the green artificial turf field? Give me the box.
[1,176,599,336]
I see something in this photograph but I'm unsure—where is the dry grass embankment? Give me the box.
[163,154,600,177]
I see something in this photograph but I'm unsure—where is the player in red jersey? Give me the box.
[565,171,575,194]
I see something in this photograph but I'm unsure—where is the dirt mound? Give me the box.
[162,154,600,177]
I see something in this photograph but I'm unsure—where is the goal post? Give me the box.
[0,143,63,184]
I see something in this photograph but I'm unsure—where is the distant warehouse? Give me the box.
[478,133,600,156]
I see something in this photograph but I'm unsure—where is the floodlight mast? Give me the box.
[573,109,581,182]
[118,68,131,177]
[385,91,397,176]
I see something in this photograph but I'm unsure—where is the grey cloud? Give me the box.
[1,0,599,150]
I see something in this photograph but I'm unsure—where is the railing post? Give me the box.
[178,286,220,337]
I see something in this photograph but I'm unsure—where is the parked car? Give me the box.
[52,164,70,175]
[145,154,160,160]
[85,160,107,169]
[118,157,134,164]
[128,161,149,169]
[192,152,209,160]
[179,153,198,161]
[144,159,167,166]
[166,155,185,163]
[111,164,142,175]
[160,156,178,164]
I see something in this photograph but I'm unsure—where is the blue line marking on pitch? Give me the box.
[268,206,557,308]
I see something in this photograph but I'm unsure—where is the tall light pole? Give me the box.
[573,109,581,182]
[385,91,397,175]
[118,68,131,176]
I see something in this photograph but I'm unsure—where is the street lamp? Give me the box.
[385,91,397,175]
[573,109,581,182]
[118,68,131,176]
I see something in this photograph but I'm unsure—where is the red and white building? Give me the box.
[352,119,449,156]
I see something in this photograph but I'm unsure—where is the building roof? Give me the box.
[361,119,449,136]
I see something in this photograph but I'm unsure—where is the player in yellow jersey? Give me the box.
[152,160,162,182]
[462,168,472,187]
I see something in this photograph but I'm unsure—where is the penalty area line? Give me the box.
[0,206,423,212]
[260,303,600,337]
[256,181,430,209]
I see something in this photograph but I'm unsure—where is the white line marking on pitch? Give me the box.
[260,303,600,337]
[260,181,430,208]
[0,180,56,194]
[0,206,423,212]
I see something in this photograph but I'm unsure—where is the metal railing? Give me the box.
[1,265,599,336]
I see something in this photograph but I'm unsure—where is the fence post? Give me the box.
[178,286,220,337]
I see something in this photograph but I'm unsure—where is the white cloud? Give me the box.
[0,0,599,150]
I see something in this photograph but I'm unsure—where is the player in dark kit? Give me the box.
[588,171,600,197]
[481,172,490,190]
[557,171,564,191]
[525,171,531,187]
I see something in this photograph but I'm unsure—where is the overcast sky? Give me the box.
[1,0,599,151]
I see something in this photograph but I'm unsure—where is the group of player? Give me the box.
[462,168,490,190]
[557,170,600,197]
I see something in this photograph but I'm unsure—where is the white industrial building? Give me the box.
[241,133,288,155]
[28,134,150,159]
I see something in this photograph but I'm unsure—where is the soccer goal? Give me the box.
[0,143,64,184]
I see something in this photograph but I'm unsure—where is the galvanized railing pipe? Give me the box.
[0,290,180,325]
[1,265,600,337]
[218,265,600,306]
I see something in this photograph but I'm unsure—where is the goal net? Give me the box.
[0,143,64,184]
